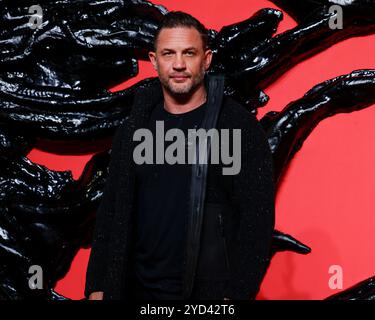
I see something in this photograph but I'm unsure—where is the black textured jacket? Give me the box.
[85,75,275,300]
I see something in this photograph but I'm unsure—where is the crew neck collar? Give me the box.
[161,101,207,117]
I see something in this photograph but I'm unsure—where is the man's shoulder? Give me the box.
[220,95,260,128]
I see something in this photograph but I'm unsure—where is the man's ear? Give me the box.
[204,49,213,71]
[148,51,157,70]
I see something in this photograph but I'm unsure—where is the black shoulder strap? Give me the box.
[183,74,225,299]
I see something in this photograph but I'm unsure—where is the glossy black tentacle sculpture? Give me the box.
[262,69,375,184]
[271,230,311,257]
[0,149,111,299]
[263,69,375,299]
[210,0,375,110]
[0,0,374,299]
[0,0,167,73]
[0,76,158,140]
[326,275,375,300]
[2,0,375,140]
[0,0,167,140]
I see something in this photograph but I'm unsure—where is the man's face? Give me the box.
[149,27,212,96]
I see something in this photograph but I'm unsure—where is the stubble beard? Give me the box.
[158,66,206,96]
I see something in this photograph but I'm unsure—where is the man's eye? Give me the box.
[163,52,173,56]
[185,51,195,56]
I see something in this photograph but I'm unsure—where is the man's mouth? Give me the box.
[170,75,190,82]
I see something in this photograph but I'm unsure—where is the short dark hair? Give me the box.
[153,11,209,51]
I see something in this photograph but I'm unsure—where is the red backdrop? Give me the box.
[26,0,375,299]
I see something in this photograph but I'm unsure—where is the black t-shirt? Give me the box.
[134,101,206,294]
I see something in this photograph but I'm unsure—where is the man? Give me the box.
[85,11,275,300]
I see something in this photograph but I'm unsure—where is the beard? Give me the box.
[158,66,206,96]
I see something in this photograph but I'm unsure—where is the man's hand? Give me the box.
[89,291,104,300]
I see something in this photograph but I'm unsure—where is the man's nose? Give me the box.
[173,54,186,70]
